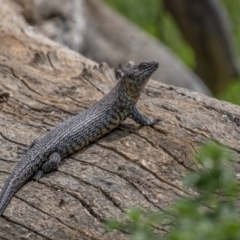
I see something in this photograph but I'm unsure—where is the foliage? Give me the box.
[218,79,240,105]
[222,0,240,58]
[220,0,240,105]
[106,142,240,240]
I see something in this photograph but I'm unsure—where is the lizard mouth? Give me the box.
[137,60,159,80]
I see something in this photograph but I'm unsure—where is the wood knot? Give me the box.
[0,92,10,103]
[81,66,93,78]
[98,62,109,72]
[30,52,52,70]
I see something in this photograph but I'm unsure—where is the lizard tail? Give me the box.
[0,149,43,215]
[0,173,31,216]
[0,158,33,216]
[0,152,38,216]
[0,178,15,215]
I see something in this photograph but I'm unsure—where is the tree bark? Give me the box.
[0,0,240,239]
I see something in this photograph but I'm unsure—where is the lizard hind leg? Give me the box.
[33,152,62,181]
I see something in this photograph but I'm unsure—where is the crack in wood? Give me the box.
[10,96,51,113]
[26,96,75,116]
[0,170,10,175]
[46,52,56,70]
[0,158,16,163]
[1,102,65,124]
[14,194,100,240]
[179,124,211,139]
[72,157,166,212]
[58,170,123,212]
[62,94,88,109]
[1,114,46,131]
[157,144,194,172]
[1,215,50,240]
[14,195,73,228]
[10,92,73,117]
[39,181,103,224]
[0,131,26,147]
[96,143,191,196]
[81,69,105,95]
[11,68,44,97]
[124,129,159,149]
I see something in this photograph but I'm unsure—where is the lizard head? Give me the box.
[123,60,159,103]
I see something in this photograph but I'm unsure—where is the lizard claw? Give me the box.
[149,118,161,125]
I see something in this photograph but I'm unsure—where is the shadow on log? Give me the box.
[0,0,240,239]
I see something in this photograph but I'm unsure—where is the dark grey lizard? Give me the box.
[0,60,159,215]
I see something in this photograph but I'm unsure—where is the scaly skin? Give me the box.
[0,60,159,215]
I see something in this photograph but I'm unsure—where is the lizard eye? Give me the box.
[139,62,148,69]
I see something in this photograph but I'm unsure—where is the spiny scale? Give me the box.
[0,60,159,215]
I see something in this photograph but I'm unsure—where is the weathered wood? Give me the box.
[0,0,240,239]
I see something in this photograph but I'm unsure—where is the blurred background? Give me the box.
[15,0,240,104]
[102,0,240,104]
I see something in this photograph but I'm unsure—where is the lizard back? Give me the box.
[0,60,159,216]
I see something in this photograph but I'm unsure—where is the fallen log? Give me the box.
[0,0,240,239]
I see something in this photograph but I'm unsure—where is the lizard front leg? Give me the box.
[130,104,161,126]
[33,152,62,181]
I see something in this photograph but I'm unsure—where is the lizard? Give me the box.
[0,60,159,216]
